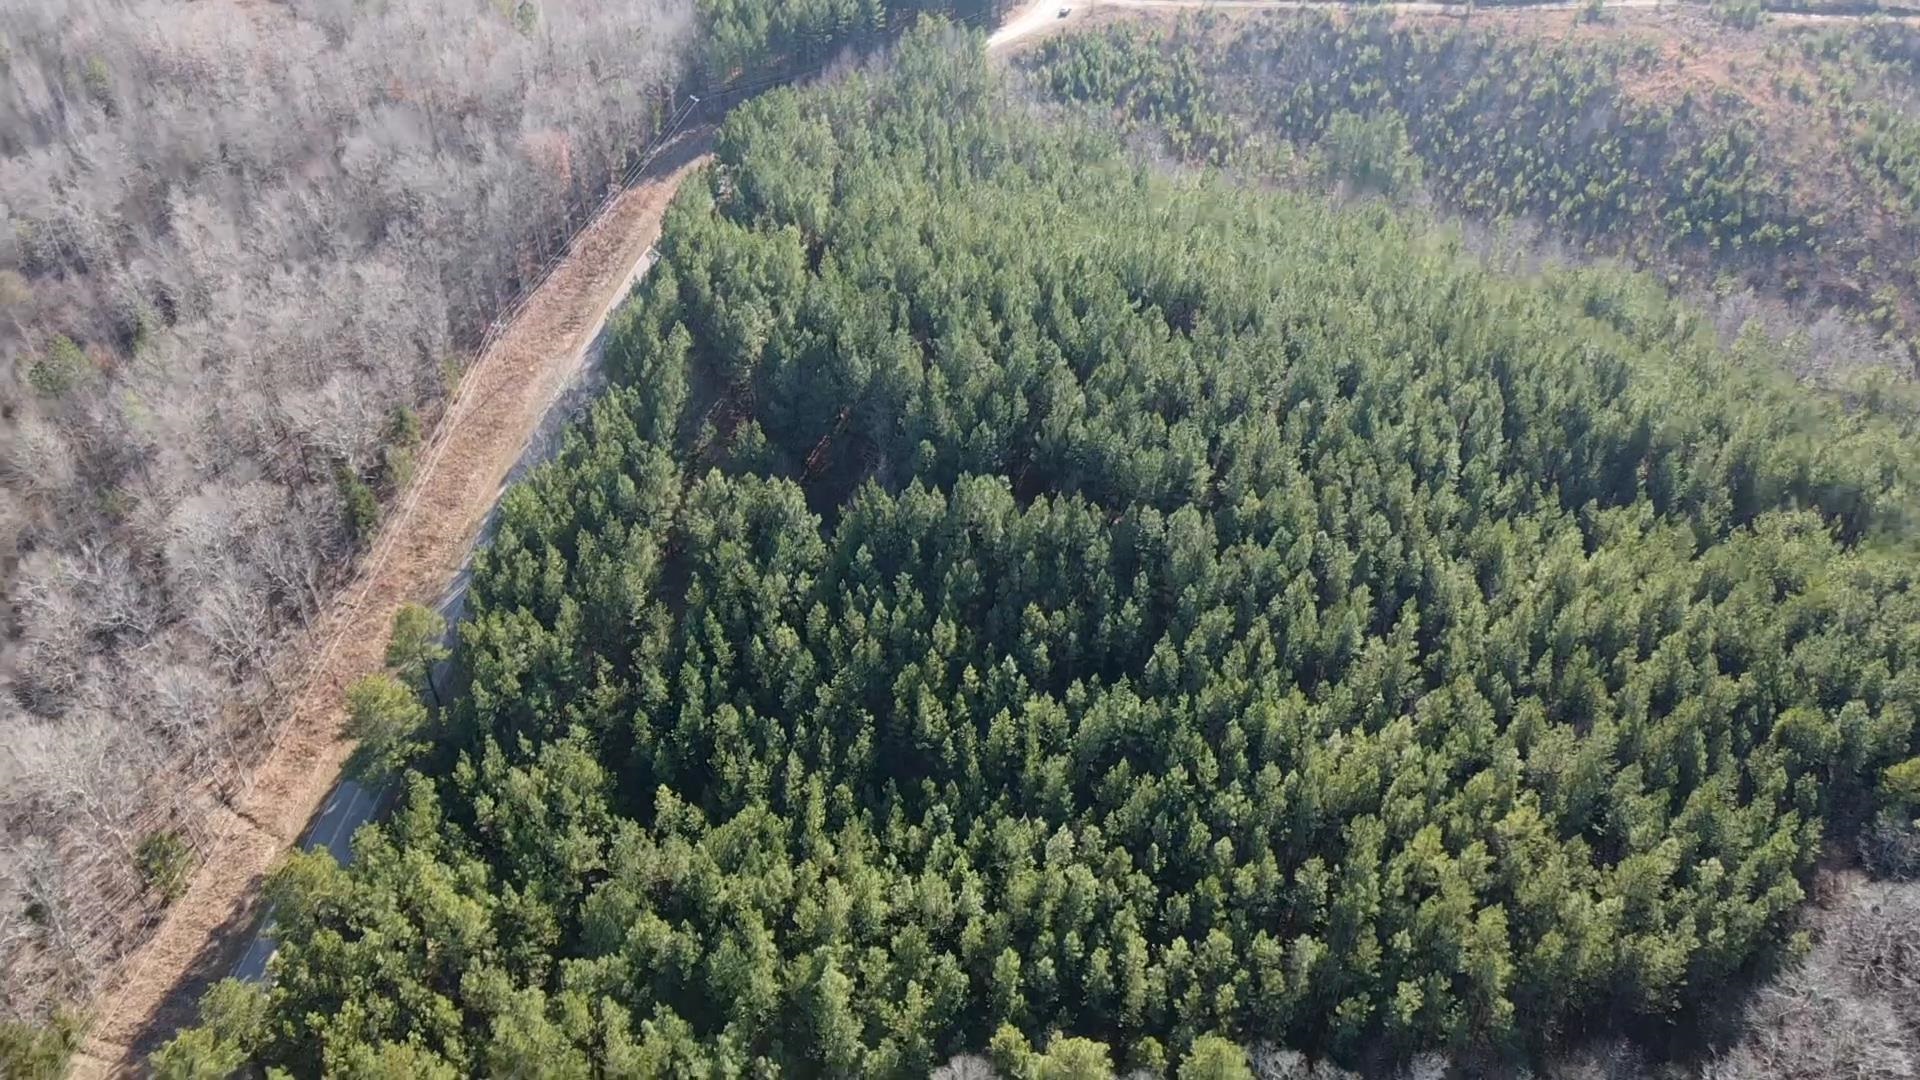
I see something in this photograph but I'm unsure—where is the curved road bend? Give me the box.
[228,7,1075,992]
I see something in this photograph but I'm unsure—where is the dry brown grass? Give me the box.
[66,133,715,1080]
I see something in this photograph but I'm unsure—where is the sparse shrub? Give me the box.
[26,335,88,397]
[1319,109,1424,196]
[1181,1036,1254,1080]
[381,444,416,494]
[1707,0,1765,30]
[1882,756,1920,811]
[135,830,194,904]
[989,1025,1036,1079]
[381,406,423,493]
[81,55,113,111]
[1129,1037,1168,1076]
[337,466,379,548]
[150,979,267,1079]
[384,602,449,706]
[1036,1037,1113,1080]
[342,672,427,782]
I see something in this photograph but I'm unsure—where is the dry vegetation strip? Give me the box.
[68,141,715,1078]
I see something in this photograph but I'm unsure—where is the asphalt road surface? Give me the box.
[228,780,381,981]
[228,250,653,984]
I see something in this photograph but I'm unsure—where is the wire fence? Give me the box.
[471,94,706,361]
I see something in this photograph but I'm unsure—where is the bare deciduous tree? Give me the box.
[1705,878,1920,1080]
[0,0,694,1020]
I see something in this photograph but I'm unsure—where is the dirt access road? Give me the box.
[70,127,714,1076]
[986,0,1660,47]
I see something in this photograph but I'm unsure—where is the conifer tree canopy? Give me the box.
[165,22,1920,1076]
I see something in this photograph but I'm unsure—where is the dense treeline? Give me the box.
[699,0,1018,77]
[0,0,1004,1032]
[158,23,1920,1076]
[1026,13,1920,372]
[1034,14,1803,250]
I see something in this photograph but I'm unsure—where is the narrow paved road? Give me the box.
[213,4,1082,1002]
[71,126,714,1077]
[228,780,379,981]
[219,238,667,987]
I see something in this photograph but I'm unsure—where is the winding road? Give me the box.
[213,10,1088,1003]
[221,240,660,986]
[71,121,712,1078]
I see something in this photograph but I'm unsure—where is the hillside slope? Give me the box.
[153,23,1920,1076]
[1024,7,1920,381]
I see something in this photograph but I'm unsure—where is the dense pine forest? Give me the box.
[0,0,1012,1039]
[147,22,1920,1077]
